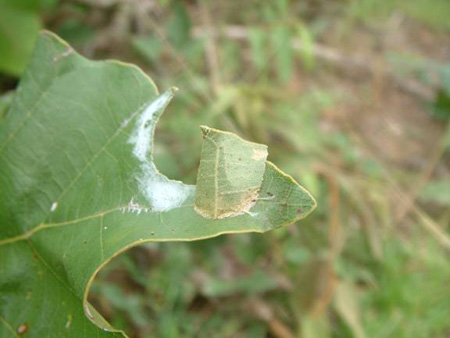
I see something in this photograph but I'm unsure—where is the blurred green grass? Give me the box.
[1,0,450,337]
[348,0,450,30]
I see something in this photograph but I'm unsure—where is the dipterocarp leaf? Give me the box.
[0,31,316,338]
[195,126,268,219]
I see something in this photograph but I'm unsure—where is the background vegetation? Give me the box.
[1,0,449,337]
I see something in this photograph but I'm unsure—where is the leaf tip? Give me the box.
[200,125,211,137]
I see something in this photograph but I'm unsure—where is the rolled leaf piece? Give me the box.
[195,126,268,219]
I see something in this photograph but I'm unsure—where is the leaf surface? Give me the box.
[195,126,268,219]
[0,31,316,338]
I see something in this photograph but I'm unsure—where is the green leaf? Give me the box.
[56,19,96,47]
[334,282,367,338]
[166,2,192,48]
[0,0,58,75]
[431,89,450,121]
[420,179,450,205]
[300,315,331,338]
[0,31,316,338]
[271,25,293,83]
[132,36,163,64]
[0,3,41,75]
[201,271,279,297]
[248,27,267,73]
[195,126,268,219]
[296,24,316,71]
[0,0,58,12]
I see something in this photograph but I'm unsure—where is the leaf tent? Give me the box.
[0,31,316,337]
